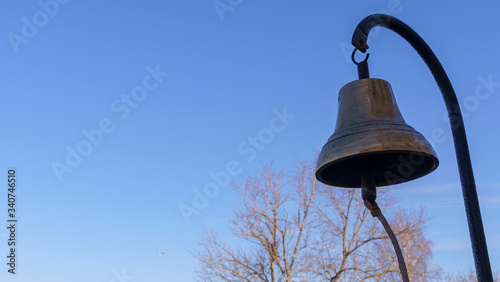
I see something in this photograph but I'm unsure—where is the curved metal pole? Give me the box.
[351,14,493,281]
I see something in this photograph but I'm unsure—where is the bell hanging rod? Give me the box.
[351,48,370,79]
[351,14,493,281]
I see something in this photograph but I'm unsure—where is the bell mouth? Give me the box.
[316,150,439,188]
[315,125,439,188]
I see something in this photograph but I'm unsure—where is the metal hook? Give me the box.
[351,48,370,79]
[351,48,369,65]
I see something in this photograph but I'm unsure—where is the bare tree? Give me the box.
[195,162,316,281]
[310,183,441,282]
[444,268,499,282]
[194,159,440,281]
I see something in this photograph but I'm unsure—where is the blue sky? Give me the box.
[0,0,499,281]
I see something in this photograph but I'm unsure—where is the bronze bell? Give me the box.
[316,78,439,188]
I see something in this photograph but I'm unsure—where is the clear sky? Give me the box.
[0,0,499,281]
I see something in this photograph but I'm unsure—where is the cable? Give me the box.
[364,200,409,282]
[362,172,410,282]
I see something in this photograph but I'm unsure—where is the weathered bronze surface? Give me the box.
[316,78,439,188]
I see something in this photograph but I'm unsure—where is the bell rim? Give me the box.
[315,149,439,188]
